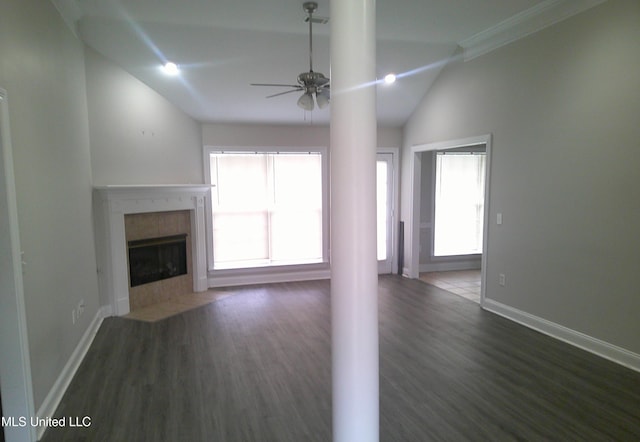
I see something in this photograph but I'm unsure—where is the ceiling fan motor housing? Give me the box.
[298,71,329,86]
[303,2,318,14]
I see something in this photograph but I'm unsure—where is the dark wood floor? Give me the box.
[42,276,640,441]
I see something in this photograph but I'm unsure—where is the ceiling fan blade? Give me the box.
[266,88,303,98]
[251,83,300,88]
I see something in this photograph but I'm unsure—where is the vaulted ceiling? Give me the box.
[52,0,601,126]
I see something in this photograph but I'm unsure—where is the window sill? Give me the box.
[213,258,324,271]
[208,261,331,288]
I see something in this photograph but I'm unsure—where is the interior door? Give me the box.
[377,153,394,274]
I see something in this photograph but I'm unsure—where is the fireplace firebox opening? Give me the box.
[128,234,188,287]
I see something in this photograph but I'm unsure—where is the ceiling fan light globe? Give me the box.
[297,92,315,111]
[316,90,330,109]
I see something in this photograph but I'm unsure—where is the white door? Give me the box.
[377,153,394,274]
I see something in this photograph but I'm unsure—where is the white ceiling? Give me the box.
[57,0,553,126]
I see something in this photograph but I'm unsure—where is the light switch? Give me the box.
[497,213,503,225]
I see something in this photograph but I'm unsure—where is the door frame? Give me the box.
[409,135,492,303]
[377,147,399,274]
[0,88,37,442]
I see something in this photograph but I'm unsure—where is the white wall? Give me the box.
[202,122,402,150]
[85,47,203,185]
[402,0,640,354]
[0,0,101,410]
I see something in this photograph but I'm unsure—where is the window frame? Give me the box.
[203,145,330,274]
[431,145,487,259]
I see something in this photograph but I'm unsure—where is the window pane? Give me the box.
[212,212,268,263]
[270,209,322,262]
[210,152,323,269]
[434,152,485,256]
[271,154,322,263]
[213,154,268,208]
[273,155,322,208]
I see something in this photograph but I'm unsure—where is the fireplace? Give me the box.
[93,185,210,316]
[124,210,193,311]
[128,234,188,287]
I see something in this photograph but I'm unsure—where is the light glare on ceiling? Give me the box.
[384,73,396,85]
[162,62,179,75]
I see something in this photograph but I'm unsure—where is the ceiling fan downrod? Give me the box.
[303,2,318,73]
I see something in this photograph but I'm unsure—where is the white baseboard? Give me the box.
[419,260,481,273]
[100,304,113,318]
[483,298,640,373]
[35,306,108,440]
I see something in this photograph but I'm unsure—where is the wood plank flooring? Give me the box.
[41,276,640,441]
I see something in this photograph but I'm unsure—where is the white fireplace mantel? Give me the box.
[93,185,211,316]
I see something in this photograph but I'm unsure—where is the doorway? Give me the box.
[409,135,491,304]
[376,149,398,274]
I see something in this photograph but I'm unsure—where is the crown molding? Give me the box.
[459,0,607,61]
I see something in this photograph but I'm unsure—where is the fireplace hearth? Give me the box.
[128,234,187,287]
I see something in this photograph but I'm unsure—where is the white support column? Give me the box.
[330,0,379,440]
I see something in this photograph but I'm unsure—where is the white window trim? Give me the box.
[203,145,330,280]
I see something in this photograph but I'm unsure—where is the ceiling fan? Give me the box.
[251,1,330,111]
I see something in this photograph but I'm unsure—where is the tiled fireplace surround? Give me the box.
[125,210,192,311]
[93,186,210,316]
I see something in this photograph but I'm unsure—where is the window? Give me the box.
[376,159,388,261]
[208,151,325,269]
[433,151,486,256]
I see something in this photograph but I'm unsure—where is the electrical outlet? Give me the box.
[72,309,76,324]
[499,273,506,287]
